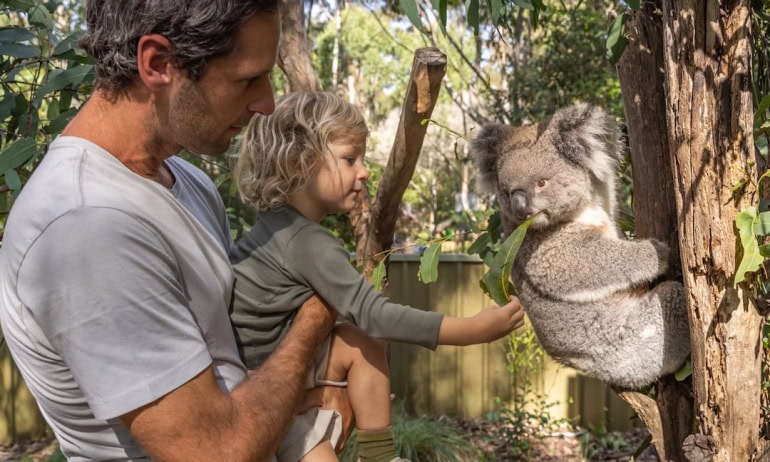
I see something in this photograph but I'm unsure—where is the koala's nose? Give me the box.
[510,190,529,216]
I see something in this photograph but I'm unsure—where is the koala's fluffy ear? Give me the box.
[471,124,514,193]
[549,103,624,185]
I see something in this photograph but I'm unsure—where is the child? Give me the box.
[230,92,525,462]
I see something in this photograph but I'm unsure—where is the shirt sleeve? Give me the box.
[16,207,212,420]
[285,225,444,350]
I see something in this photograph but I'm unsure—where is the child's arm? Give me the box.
[437,297,526,346]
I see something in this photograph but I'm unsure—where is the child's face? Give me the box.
[303,137,368,220]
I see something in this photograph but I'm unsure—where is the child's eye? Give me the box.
[345,157,356,165]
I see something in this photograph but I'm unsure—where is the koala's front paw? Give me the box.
[649,239,670,275]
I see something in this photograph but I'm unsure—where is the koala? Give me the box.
[471,103,690,390]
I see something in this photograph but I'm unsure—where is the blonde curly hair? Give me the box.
[235,92,369,210]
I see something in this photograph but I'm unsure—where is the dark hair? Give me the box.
[80,0,279,91]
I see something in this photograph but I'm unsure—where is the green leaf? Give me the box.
[28,4,53,29]
[0,43,39,59]
[735,207,766,286]
[3,0,36,11]
[418,244,441,284]
[674,359,692,381]
[756,94,770,124]
[33,65,94,101]
[759,244,770,258]
[400,0,424,32]
[465,0,480,35]
[467,231,491,255]
[488,0,502,24]
[754,211,770,236]
[512,0,533,8]
[0,138,37,174]
[481,214,537,305]
[626,0,640,11]
[3,168,21,192]
[430,0,447,35]
[53,31,84,57]
[43,107,77,135]
[371,260,387,292]
[0,93,17,121]
[606,13,629,65]
[0,28,37,43]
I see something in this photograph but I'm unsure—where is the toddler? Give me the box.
[230,92,525,462]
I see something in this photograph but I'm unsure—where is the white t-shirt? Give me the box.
[0,137,246,461]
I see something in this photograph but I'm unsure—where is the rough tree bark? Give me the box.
[349,47,447,280]
[277,0,320,92]
[661,1,763,460]
[615,4,692,461]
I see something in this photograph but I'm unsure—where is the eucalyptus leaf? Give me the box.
[755,94,770,124]
[467,231,490,256]
[759,244,770,258]
[0,93,17,121]
[626,0,640,11]
[371,260,387,291]
[28,4,54,29]
[512,0,533,8]
[488,0,502,24]
[3,0,36,11]
[43,107,77,135]
[0,28,37,43]
[735,207,765,286]
[674,359,692,381]
[481,214,537,305]
[606,13,629,65]
[0,138,37,174]
[53,31,84,57]
[418,244,441,284]
[0,43,39,59]
[400,0,424,32]
[3,168,21,192]
[465,0,480,35]
[754,211,770,236]
[33,65,94,101]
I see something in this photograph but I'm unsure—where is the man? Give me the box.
[0,1,342,460]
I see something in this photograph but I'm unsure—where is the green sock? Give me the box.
[357,428,397,462]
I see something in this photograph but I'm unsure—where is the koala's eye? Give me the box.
[537,178,547,188]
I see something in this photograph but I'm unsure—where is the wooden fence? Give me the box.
[0,254,638,445]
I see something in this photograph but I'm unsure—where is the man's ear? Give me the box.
[136,34,177,90]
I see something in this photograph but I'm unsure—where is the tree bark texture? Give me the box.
[616,4,693,460]
[661,2,762,460]
[350,47,447,279]
[277,0,320,92]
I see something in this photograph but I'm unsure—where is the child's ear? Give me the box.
[136,34,177,91]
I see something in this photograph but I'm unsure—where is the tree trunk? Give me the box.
[349,47,447,280]
[277,0,320,92]
[615,4,692,460]
[661,1,762,460]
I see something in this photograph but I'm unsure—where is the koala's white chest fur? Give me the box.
[574,205,618,238]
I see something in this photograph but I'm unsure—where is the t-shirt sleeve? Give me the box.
[16,207,212,420]
[286,225,444,350]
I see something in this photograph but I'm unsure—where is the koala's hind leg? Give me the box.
[643,281,690,377]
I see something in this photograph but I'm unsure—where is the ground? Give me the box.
[0,425,659,461]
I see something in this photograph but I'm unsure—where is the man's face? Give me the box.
[162,12,280,156]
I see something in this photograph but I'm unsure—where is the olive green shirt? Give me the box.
[230,206,444,368]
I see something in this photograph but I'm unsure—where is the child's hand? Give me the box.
[437,296,526,346]
[471,296,526,343]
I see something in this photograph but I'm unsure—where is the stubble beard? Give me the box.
[167,80,232,157]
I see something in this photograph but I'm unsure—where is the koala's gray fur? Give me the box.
[471,103,690,390]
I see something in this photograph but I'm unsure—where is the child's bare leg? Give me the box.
[324,323,391,431]
[298,439,337,462]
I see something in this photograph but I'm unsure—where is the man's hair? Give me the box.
[235,92,369,211]
[80,0,279,91]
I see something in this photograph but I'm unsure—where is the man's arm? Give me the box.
[120,295,335,462]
